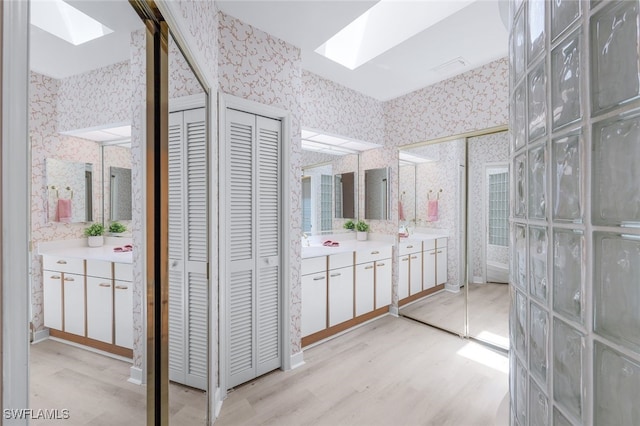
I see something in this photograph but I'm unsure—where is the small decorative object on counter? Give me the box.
[109,221,127,235]
[356,220,370,241]
[84,223,105,247]
[343,219,355,231]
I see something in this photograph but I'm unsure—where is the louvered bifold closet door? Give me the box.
[226,109,282,388]
[168,108,208,391]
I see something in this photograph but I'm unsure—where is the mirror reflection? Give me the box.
[46,158,93,223]
[102,141,133,225]
[334,172,356,219]
[364,167,390,220]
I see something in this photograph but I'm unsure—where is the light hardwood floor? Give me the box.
[400,283,510,348]
[31,315,508,425]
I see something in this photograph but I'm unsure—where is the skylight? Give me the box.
[315,0,476,70]
[301,128,382,155]
[31,0,113,46]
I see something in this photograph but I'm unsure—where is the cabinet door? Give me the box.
[302,273,327,336]
[355,262,375,316]
[375,260,392,308]
[409,253,422,295]
[63,273,85,336]
[114,280,133,349]
[328,265,354,327]
[86,277,113,343]
[398,255,410,300]
[436,247,448,285]
[43,272,63,330]
[424,249,436,290]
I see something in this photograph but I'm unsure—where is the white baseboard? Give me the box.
[389,306,399,317]
[128,366,143,385]
[445,283,460,293]
[214,387,224,419]
[32,329,50,344]
[473,276,484,284]
[290,351,305,370]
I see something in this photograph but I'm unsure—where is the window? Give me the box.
[488,171,509,247]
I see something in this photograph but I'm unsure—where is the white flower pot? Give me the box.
[357,231,368,241]
[87,236,104,247]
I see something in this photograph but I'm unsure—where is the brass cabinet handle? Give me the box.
[401,257,409,262]
[430,252,436,256]
[56,260,67,264]
[365,265,374,270]
[115,285,129,290]
[371,251,380,255]
[50,275,61,280]
[313,276,325,281]
[410,256,418,260]
[99,283,111,288]
[437,250,443,254]
[64,277,75,282]
[377,263,386,267]
[330,273,341,277]
[406,245,413,249]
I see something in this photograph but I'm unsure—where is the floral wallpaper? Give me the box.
[468,131,510,282]
[169,34,205,98]
[218,11,303,356]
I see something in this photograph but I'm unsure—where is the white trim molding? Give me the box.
[2,0,31,417]
[169,93,206,113]
[128,366,143,385]
[290,352,305,370]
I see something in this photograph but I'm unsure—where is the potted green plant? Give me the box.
[343,219,355,231]
[356,220,370,241]
[84,223,105,247]
[109,221,127,235]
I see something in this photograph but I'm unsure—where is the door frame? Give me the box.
[218,93,292,400]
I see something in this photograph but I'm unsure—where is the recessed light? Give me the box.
[31,0,114,46]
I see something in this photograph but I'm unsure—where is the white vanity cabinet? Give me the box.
[114,263,133,349]
[302,256,328,337]
[43,272,63,330]
[42,256,85,335]
[399,241,422,298]
[375,258,392,308]
[328,254,354,327]
[435,239,448,285]
[423,237,448,289]
[86,260,113,344]
[355,262,375,316]
[355,246,392,313]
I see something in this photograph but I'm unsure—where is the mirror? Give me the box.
[46,158,93,223]
[364,167,390,220]
[467,130,510,349]
[301,149,358,234]
[397,138,465,336]
[102,143,133,226]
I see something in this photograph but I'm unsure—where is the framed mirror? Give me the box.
[364,167,390,220]
[102,142,133,227]
[45,158,93,223]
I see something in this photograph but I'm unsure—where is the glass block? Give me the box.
[528,0,546,63]
[514,8,526,83]
[516,359,528,425]
[552,0,581,41]
[551,32,582,130]
[552,133,582,220]
[515,153,527,218]
[528,145,547,219]
[514,83,527,151]
[594,232,640,353]
[514,224,527,290]
[529,226,548,304]
[515,290,528,359]
[553,229,584,324]
[553,407,573,426]
[592,112,640,225]
[530,302,549,384]
[591,1,640,115]
[530,379,549,426]
[595,341,640,425]
[553,319,584,421]
[529,62,547,141]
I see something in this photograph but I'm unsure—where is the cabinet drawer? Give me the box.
[114,262,133,282]
[399,241,422,256]
[302,256,326,276]
[356,245,392,264]
[422,239,436,251]
[329,253,353,270]
[43,256,84,274]
[87,259,112,279]
[436,237,448,249]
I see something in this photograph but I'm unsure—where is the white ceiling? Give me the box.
[217,0,509,101]
[30,0,143,79]
[31,0,509,101]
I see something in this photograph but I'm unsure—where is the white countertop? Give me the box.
[302,239,393,259]
[38,239,133,264]
[399,232,449,243]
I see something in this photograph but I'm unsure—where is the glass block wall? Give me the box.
[509,0,640,424]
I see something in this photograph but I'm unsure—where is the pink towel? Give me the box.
[427,200,439,222]
[398,201,405,221]
[57,199,72,223]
